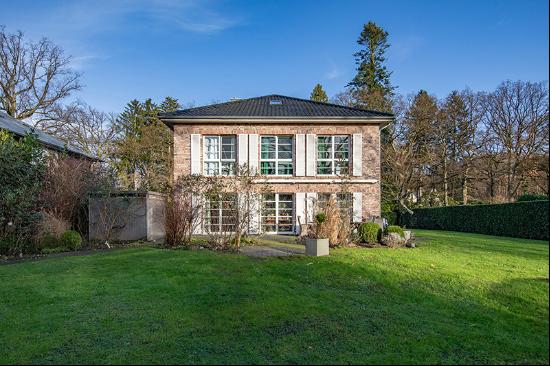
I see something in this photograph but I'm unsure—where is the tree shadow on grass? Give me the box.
[1,247,549,364]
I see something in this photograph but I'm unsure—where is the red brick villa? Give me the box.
[159,95,393,235]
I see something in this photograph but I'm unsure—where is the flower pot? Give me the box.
[305,238,330,256]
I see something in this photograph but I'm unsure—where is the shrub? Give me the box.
[400,201,549,240]
[0,131,45,255]
[315,212,327,224]
[382,211,397,226]
[359,222,382,244]
[36,211,70,241]
[40,234,60,249]
[60,230,82,251]
[516,193,548,202]
[386,225,405,238]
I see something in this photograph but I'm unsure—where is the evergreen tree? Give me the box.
[348,21,394,112]
[117,100,145,138]
[310,84,329,103]
[114,98,176,192]
[159,96,181,113]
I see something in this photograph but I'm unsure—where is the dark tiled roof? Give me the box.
[0,112,99,161]
[159,94,393,119]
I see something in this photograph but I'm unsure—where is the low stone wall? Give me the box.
[88,191,166,242]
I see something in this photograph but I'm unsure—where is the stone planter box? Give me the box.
[305,238,330,256]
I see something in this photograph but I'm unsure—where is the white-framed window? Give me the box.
[317,135,350,175]
[205,193,238,232]
[261,193,294,233]
[260,136,293,175]
[318,192,353,220]
[203,135,236,176]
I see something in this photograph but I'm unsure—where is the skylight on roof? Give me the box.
[269,99,283,105]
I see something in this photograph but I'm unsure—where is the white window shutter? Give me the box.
[352,133,363,176]
[238,134,249,169]
[306,134,316,176]
[295,192,306,234]
[248,134,259,174]
[190,134,201,174]
[306,192,317,223]
[295,134,305,176]
[352,192,363,223]
[248,193,261,234]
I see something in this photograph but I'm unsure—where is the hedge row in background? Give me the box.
[400,200,549,240]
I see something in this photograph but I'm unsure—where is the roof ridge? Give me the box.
[162,94,392,117]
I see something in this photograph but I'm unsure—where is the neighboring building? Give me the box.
[160,95,393,235]
[0,111,98,161]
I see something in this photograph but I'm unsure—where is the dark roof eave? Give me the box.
[160,115,393,128]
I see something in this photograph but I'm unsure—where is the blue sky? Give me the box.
[1,0,548,113]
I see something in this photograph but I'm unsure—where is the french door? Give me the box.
[261,193,294,234]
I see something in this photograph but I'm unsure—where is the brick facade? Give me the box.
[173,122,382,223]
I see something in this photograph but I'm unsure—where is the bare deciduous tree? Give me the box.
[0,26,81,121]
[38,102,117,162]
[483,80,549,201]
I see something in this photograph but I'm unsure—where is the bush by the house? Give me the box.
[60,230,82,250]
[359,222,382,244]
[386,225,405,238]
[400,200,549,240]
[382,211,397,226]
[309,197,352,247]
[40,234,60,249]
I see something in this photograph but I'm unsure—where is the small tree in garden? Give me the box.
[165,174,221,247]
[203,164,271,251]
[0,131,45,255]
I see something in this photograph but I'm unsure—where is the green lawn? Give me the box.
[0,230,548,364]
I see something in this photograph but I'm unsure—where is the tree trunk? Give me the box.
[462,167,469,205]
[443,159,449,206]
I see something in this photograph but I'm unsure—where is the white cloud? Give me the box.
[70,55,108,71]
[41,0,241,35]
[4,0,242,71]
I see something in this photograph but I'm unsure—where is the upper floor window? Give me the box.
[260,136,293,175]
[317,135,349,175]
[204,135,236,176]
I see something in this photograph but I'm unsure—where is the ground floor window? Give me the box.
[205,194,238,232]
[317,193,353,220]
[261,193,294,233]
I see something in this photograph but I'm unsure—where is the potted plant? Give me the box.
[305,212,330,256]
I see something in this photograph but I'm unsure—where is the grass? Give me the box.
[0,230,548,364]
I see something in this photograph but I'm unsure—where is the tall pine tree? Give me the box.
[310,84,329,103]
[348,21,394,113]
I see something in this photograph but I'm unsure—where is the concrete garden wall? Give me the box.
[88,191,166,242]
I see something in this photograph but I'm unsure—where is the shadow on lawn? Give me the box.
[133,251,550,364]
[1,245,549,364]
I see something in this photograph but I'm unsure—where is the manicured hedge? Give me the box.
[400,200,549,240]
